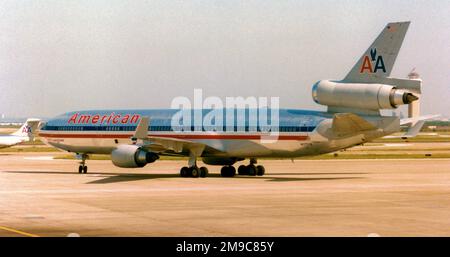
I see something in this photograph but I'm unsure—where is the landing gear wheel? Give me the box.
[199,167,208,178]
[77,153,88,174]
[229,166,236,177]
[238,165,247,175]
[180,166,189,177]
[247,164,257,176]
[220,166,236,177]
[220,166,227,177]
[191,167,200,178]
[256,165,265,176]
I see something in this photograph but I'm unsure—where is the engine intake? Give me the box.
[111,145,159,168]
[312,80,418,110]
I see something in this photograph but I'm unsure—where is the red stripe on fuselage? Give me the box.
[38,132,309,141]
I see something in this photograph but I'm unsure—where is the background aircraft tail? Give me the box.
[343,21,410,83]
[11,118,41,141]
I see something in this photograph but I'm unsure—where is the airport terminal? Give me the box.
[0,1,449,240]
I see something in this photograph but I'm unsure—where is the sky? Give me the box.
[0,0,449,118]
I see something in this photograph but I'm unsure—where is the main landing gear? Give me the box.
[77,154,88,174]
[221,159,265,177]
[178,158,266,178]
[220,166,236,177]
[179,152,208,178]
[237,158,265,176]
[179,166,209,178]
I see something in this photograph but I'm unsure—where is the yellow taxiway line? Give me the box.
[0,225,39,237]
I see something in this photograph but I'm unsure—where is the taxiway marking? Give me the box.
[0,225,39,237]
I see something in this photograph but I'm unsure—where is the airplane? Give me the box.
[38,21,430,177]
[0,119,41,149]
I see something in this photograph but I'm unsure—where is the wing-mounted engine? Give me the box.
[111,145,159,168]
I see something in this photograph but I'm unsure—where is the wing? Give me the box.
[131,116,223,157]
[331,113,377,137]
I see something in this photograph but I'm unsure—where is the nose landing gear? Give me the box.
[77,153,88,174]
[78,165,87,174]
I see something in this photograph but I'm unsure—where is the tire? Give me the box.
[247,165,256,176]
[220,166,227,177]
[238,165,247,175]
[83,166,88,174]
[191,167,199,178]
[229,166,236,177]
[199,167,208,178]
[256,165,265,176]
[220,166,236,177]
[180,167,189,177]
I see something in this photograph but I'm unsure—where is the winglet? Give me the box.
[132,116,150,140]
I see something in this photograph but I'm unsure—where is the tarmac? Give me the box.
[1,152,450,236]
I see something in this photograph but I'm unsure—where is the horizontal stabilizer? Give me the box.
[383,114,440,139]
[396,114,441,138]
[402,120,425,138]
[400,114,440,126]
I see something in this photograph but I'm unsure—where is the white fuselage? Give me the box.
[38,110,399,159]
[0,135,27,149]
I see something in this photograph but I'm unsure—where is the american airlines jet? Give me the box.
[39,22,430,177]
[0,119,41,149]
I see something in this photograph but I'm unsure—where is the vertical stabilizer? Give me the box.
[12,118,41,141]
[343,22,410,83]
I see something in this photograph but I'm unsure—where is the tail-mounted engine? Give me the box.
[312,80,419,111]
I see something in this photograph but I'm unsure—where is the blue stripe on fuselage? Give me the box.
[41,109,330,132]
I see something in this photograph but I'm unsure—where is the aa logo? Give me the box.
[359,48,386,74]
[22,125,32,133]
